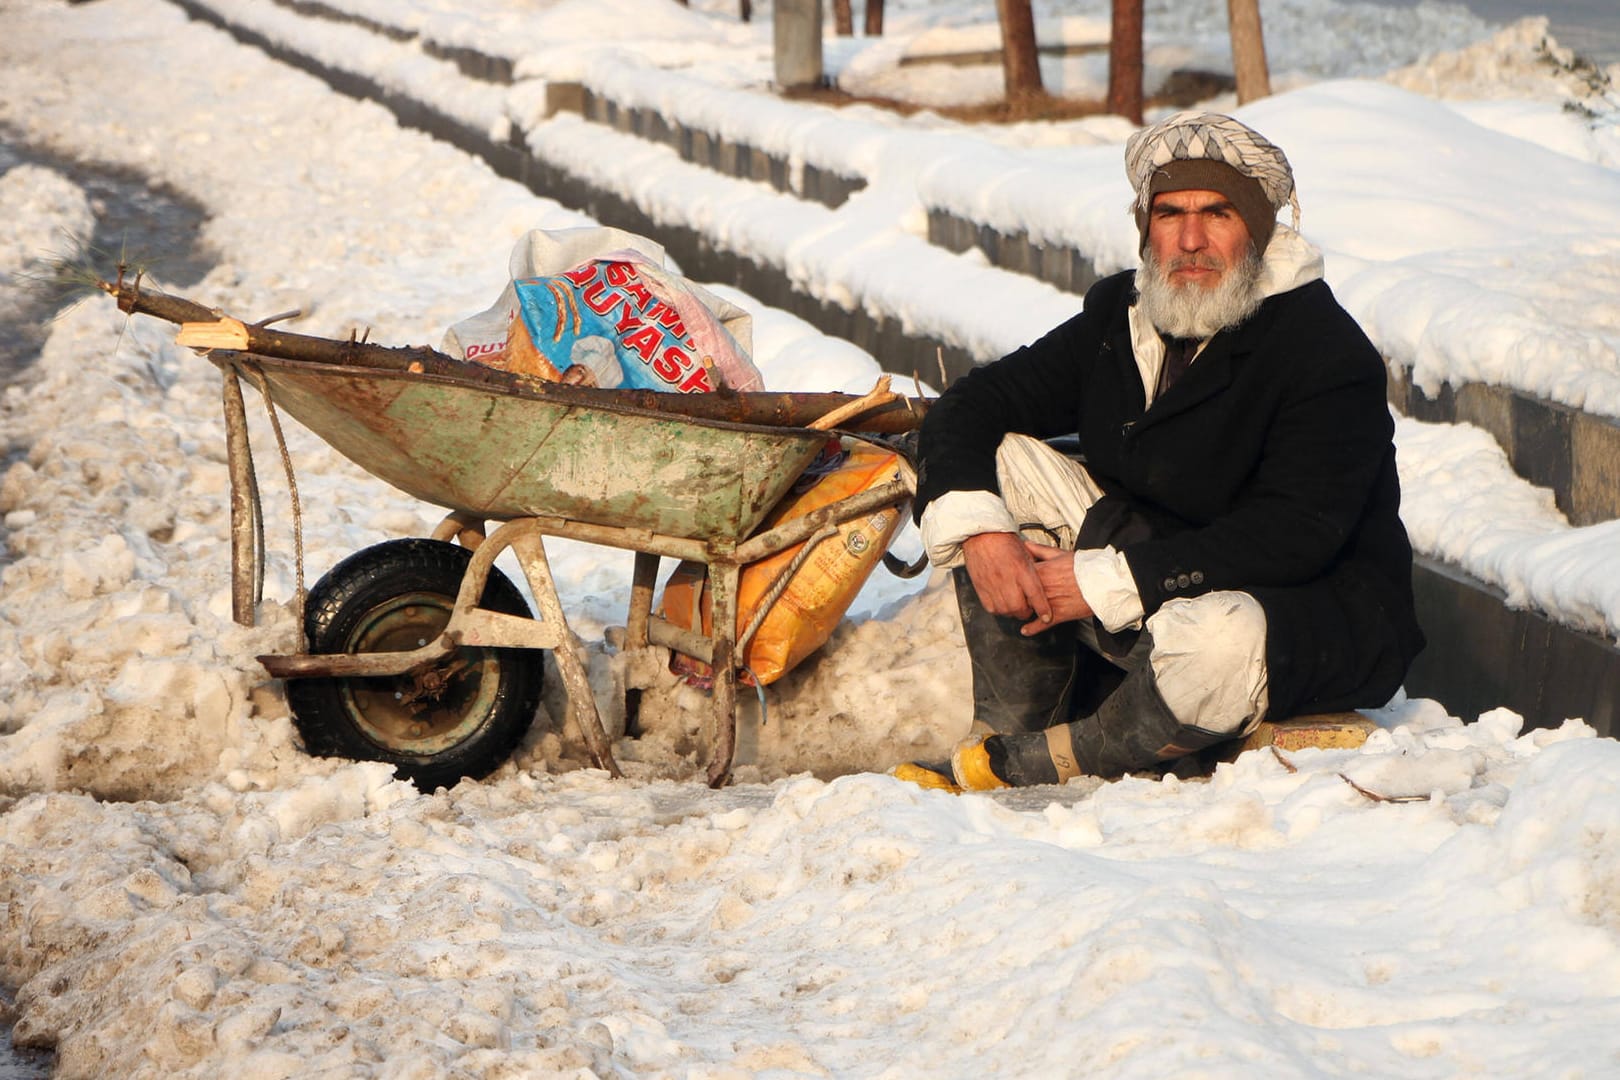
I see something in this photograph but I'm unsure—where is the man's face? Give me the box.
[1145,189,1253,291]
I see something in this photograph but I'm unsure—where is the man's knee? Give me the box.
[992,434,1105,547]
[1145,591,1269,737]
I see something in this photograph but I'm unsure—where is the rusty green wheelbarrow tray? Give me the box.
[213,351,921,788]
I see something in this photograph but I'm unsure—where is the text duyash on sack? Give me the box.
[443,226,763,394]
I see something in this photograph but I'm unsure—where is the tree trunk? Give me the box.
[833,0,853,36]
[996,0,1043,99]
[1106,0,1143,124]
[739,0,751,23]
[1227,0,1272,104]
[864,0,883,36]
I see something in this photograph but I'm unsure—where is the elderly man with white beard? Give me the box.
[897,112,1426,791]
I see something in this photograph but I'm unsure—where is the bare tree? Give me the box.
[833,0,853,36]
[864,0,883,36]
[1107,0,1143,124]
[997,0,1044,99]
[1227,0,1272,103]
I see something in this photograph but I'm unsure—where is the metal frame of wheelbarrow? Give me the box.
[215,352,916,788]
[258,480,910,786]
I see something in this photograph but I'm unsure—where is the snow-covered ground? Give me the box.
[2,0,1619,1075]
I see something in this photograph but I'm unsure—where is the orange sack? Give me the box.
[659,437,911,686]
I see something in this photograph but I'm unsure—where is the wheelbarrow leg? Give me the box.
[626,552,659,649]
[706,557,742,789]
[507,525,623,778]
[623,553,660,739]
[221,366,264,627]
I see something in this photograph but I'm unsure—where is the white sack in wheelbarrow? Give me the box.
[442,226,764,393]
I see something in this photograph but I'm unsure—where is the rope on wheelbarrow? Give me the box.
[246,365,307,648]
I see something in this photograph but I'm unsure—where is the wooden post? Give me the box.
[996,0,1044,99]
[1227,0,1272,104]
[774,0,823,89]
[1107,0,1143,124]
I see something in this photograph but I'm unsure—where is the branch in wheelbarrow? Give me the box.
[94,271,483,382]
[96,273,932,433]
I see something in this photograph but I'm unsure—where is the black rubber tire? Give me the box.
[285,538,543,791]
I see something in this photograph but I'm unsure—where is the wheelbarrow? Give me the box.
[212,351,921,789]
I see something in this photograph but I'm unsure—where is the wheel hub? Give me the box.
[339,591,502,756]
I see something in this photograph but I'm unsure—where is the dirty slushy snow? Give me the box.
[3,0,1620,1075]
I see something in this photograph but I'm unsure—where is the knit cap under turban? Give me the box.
[1124,111,1299,255]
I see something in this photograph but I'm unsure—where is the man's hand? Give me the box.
[1021,541,1094,636]
[962,532,1051,626]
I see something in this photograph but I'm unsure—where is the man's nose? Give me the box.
[1179,214,1208,251]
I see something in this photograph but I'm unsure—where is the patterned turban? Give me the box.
[1124,111,1300,254]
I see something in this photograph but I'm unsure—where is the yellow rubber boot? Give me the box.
[889,762,963,794]
[949,734,1011,791]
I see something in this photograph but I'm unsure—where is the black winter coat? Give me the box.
[916,270,1425,718]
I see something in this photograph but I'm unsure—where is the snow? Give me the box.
[2,0,1619,1075]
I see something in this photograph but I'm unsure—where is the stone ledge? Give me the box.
[1388,367,1620,527]
[926,208,1100,296]
[573,87,866,209]
[1408,554,1618,738]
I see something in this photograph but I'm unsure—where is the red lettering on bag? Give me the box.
[652,354,682,381]
[646,301,686,337]
[561,265,598,287]
[615,302,641,335]
[604,262,632,287]
[625,281,653,309]
[581,279,615,315]
[678,365,714,393]
[623,326,663,362]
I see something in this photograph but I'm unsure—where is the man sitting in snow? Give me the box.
[898,111,1425,791]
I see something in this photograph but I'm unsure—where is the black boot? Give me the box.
[937,729,1062,790]
[1059,664,1235,779]
[952,567,1078,735]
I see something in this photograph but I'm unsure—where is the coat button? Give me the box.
[1191,571,1204,585]
[1176,573,1191,589]
[1162,576,1177,592]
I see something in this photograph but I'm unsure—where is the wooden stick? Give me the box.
[808,375,898,430]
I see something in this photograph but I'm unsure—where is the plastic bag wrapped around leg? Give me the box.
[441,225,764,393]
[660,438,911,685]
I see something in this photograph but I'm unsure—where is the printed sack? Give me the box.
[443,226,763,393]
[659,437,911,686]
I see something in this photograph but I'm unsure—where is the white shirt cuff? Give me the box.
[919,491,1019,568]
[1073,546,1144,632]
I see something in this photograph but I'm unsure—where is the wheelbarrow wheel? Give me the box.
[285,538,543,791]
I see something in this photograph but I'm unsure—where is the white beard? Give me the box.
[1136,247,1264,340]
